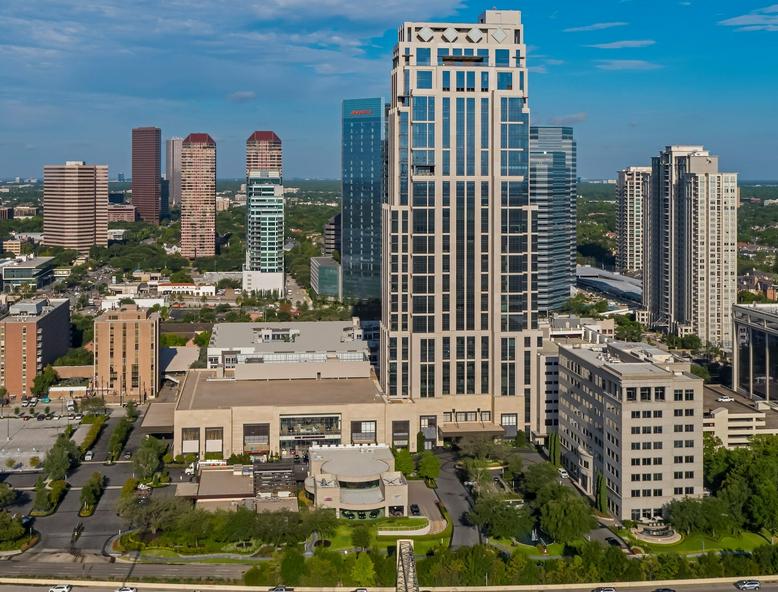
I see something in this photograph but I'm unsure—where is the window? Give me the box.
[631,475,640,482]
[497,72,512,90]
[674,471,683,479]
[442,70,450,91]
[685,455,694,463]
[640,387,651,401]
[631,411,640,419]
[674,409,683,417]
[684,389,695,401]
[626,388,637,401]
[653,410,663,418]
[685,471,694,478]
[674,440,683,448]
[674,487,683,495]
[631,490,641,497]
[674,455,683,463]
[631,427,640,434]
[416,70,433,89]
[417,47,431,65]
[653,489,663,497]
[481,411,491,422]
[685,424,694,432]
[685,486,694,494]
[674,389,683,401]
[495,49,509,66]
[654,387,665,401]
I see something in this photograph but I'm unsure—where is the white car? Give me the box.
[558,468,570,479]
[84,451,94,461]
[49,585,72,592]
[735,581,761,591]
[115,587,137,592]
[717,395,734,402]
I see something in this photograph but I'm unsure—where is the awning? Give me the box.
[139,401,175,433]
[438,422,505,437]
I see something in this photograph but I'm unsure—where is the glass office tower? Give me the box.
[341,98,383,300]
[530,126,576,312]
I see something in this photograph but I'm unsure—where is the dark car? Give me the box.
[605,536,621,547]
[654,588,676,592]
[410,504,421,516]
[36,414,46,421]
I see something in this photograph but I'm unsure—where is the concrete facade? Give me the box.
[558,342,704,522]
[643,146,737,350]
[702,384,778,448]
[43,161,108,253]
[0,298,70,397]
[180,133,216,259]
[617,166,650,275]
[93,305,160,402]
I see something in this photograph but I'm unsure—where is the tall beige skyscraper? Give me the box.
[43,161,108,252]
[380,10,540,441]
[643,146,737,350]
[180,133,216,259]
[165,137,183,209]
[616,166,650,275]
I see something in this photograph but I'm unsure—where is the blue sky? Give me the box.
[1,0,776,180]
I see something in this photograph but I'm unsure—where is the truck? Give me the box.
[66,399,76,413]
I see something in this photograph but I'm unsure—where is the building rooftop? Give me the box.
[197,467,254,499]
[576,265,642,303]
[562,343,696,381]
[3,298,67,321]
[0,256,55,270]
[247,131,281,143]
[311,256,340,269]
[183,133,215,146]
[309,444,395,479]
[703,385,778,428]
[208,320,368,355]
[177,370,384,411]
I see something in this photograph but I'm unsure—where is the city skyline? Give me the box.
[1,0,776,180]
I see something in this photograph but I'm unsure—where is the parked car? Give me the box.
[592,588,616,592]
[49,585,72,592]
[558,467,570,479]
[268,586,293,592]
[605,536,621,547]
[21,399,29,408]
[36,414,46,421]
[84,451,94,461]
[123,450,132,460]
[735,581,761,591]
[74,413,83,421]
[115,587,137,592]
[653,588,676,592]
[718,395,735,402]
[410,504,421,516]
[29,397,38,407]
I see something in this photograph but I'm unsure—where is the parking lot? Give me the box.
[0,415,87,469]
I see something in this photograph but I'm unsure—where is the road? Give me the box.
[434,450,480,548]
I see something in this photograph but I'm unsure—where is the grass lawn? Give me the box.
[326,515,451,555]
[621,529,769,554]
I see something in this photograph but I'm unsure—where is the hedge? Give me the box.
[79,415,106,453]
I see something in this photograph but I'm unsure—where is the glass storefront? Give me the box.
[280,415,341,451]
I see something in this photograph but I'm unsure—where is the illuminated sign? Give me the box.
[351,109,373,115]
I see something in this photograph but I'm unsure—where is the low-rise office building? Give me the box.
[304,444,407,518]
[310,256,342,300]
[0,256,55,292]
[558,341,703,522]
[703,384,778,448]
[206,319,371,380]
[0,298,70,397]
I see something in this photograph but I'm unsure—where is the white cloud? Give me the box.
[719,4,778,31]
[564,21,628,33]
[548,112,588,126]
[596,59,663,71]
[227,90,256,102]
[528,65,548,74]
[586,39,655,49]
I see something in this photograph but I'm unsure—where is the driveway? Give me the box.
[407,480,446,534]
[435,450,480,548]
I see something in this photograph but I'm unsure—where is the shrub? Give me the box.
[107,417,133,460]
[227,452,252,465]
[29,456,41,468]
[79,415,106,453]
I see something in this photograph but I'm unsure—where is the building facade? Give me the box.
[643,146,737,350]
[323,213,342,257]
[558,342,703,521]
[180,134,216,259]
[93,305,160,402]
[733,303,778,401]
[342,98,384,300]
[529,126,577,312]
[0,256,55,292]
[165,137,183,209]
[243,131,285,295]
[311,256,342,299]
[43,161,108,252]
[380,11,540,437]
[616,166,650,275]
[0,299,70,397]
[131,126,161,224]
[107,204,137,223]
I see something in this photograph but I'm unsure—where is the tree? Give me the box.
[43,434,80,480]
[548,432,561,467]
[133,445,162,480]
[80,471,105,513]
[0,483,17,508]
[351,552,376,587]
[417,450,441,481]
[539,493,595,543]
[351,525,371,551]
[0,511,25,543]
[280,547,306,586]
[469,495,534,540]
[5,458,15,469]
[521,462,559,500]
[394,448,414,475]
[31,365,58,397]
[595,472,608,514]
